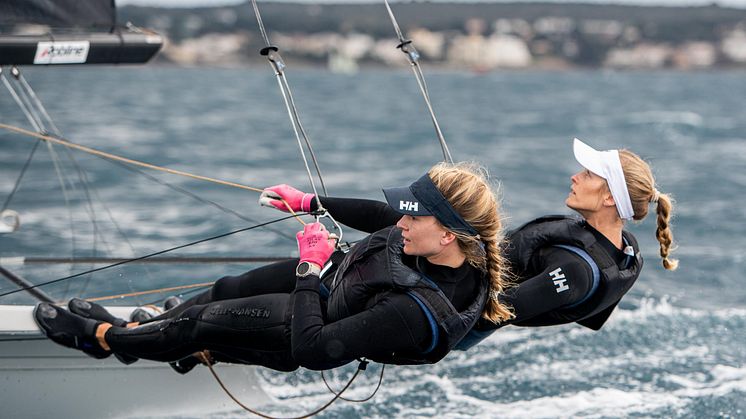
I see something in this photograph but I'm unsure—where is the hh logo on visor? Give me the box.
[399,201,419,212]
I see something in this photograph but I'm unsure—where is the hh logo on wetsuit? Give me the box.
[548,268,569,293]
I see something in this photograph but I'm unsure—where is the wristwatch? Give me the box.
[296,261,322,278]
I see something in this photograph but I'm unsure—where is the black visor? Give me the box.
[382,174,478,236]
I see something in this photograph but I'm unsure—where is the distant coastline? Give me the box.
[120,2,746,70]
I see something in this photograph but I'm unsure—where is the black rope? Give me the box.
[207,358,370,419]
[0,214,301,300]
[321,361,385,403]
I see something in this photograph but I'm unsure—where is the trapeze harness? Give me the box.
[457,215,643,350]
[324,225,489,364]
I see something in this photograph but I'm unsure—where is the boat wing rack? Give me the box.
[0,28,163,66]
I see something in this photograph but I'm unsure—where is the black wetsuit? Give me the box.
[501,225,630,326]
[452,217,637,351]
[104,197,482,371]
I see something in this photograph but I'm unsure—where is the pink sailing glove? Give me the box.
[296,222,335,267]
[259,184,315,213]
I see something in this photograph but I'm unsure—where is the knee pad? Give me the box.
[210,275,241,300]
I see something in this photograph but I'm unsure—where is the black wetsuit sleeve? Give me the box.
[501,247,595,324]
[311,197,401,234]
[291,276,429,370]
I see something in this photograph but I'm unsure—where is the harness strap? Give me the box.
[405,291,439,354]
[553,244,600,309]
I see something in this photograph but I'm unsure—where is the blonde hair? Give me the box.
[618,150,678,270]
[428,162,514,323]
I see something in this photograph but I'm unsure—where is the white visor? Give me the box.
[573,138,634,220]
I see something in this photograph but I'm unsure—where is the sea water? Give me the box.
[0,67,744,418]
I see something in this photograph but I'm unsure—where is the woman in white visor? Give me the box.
[459,138,677,349]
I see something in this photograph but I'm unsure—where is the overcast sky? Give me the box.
[117,0,746,9]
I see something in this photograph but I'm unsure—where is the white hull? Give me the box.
[0,305,269,418]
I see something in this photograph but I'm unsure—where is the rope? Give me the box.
[201,350,367,419]
[0,123,265,193]
[321,363,385,403]
[0,123,307,222]
[82,282,213,303]
[0,214,302,300]
[111,161,296,242]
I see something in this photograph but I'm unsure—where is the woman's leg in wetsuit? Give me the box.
[105,293,298,371]
[141,258,299,323]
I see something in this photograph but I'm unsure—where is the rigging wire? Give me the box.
[0,214,301,300]
[3,68,294,243]
[8,68,142,301]
[0,138,40,213]
[110,161,296,242]
[382,0,453,163]
[249,0,348,250]
[249,0,328,202]
[0,89,305,297]
[2,67,82,284]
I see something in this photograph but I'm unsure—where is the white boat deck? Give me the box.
[0,305,270,418]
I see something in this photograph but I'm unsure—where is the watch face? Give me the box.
[296,262,310,276]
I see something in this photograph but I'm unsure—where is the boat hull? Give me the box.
[0,305,269,418]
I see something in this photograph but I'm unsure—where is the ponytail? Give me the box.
[653,192,678,270]
[619,150,678,270]
[482,238,514,322]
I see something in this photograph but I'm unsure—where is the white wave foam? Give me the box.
[458,387,683,418]
[667,364,746,399]
[613,297,746,322]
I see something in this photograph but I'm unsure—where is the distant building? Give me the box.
[672,42,717,69]
[721,28,746,63]
[448,34,532,69]
[493,18,533,39]
[534,17,575,36]
[371,38,407,66]
[581,19,624,42]
[410,28,446,60]
[604,43,672,68]
[163,33,248,65]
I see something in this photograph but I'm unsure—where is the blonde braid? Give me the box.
[619,150,678,270]
[655,192,679,270]
[428,162,514,323]
[482,237,514,322]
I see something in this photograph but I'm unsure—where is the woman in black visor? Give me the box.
[35,162,513,371]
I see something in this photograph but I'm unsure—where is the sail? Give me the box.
[0,0,115,31]
[0,0,162,65]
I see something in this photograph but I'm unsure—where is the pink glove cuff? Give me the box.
[300,193,314,213]
[263,184,315,213]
